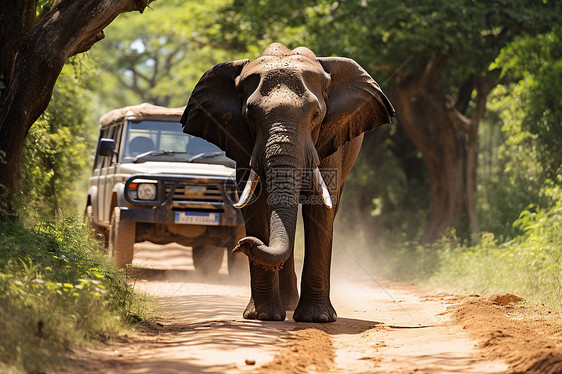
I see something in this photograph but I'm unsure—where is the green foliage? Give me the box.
[18,62,96,218]
[479,81,547,238]
[495,26,562,178]
[2,59,154,373]
[372,178,562,309]
[88,0,239,111]
[497,26,562,178]
[221,0,560,81]
[0,217,154,373]
[430,179,562,309]
[479,26,562,238]
[36,0,55,18]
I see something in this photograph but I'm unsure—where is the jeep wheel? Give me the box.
[108,207,135,267]
[227,248,248,277]
[192,245,223,275]
[85,205,107,247]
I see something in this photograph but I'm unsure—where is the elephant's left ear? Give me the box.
[316,57,395,159]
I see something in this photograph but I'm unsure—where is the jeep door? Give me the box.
[98,123,123,224]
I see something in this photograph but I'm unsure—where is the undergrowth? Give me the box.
[380,179,561,310]
[0,217,155,373]
[430,181,561,309]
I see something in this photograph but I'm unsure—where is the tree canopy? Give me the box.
[89,0,238,110]
[215,0,561,241]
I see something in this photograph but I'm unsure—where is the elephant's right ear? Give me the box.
[181,59,252,166]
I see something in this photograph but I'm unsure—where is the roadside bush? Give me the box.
[374,178,561,310]
[0,217,154,373]
[429,178,562,309]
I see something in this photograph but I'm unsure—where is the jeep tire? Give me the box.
[109,207,135,267]
[192,244,223,275]
[85,205,107,247]
[227,243,248,277]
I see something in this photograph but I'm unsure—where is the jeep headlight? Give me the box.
[137,183,157,200]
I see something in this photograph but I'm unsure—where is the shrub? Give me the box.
[430,179,562,308]
[0,217,154,373]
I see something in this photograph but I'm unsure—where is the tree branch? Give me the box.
[455,75,475,114]
[73,31,105,56]
[0,0,155,198]
[418,54,449,90]
[150,53,159,88]
[471,77,491,128]
[446,102,472,135]
[124,52,153,84]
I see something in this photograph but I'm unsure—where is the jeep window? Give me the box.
[93,128,109,170]
[106,124,122,166]
[121,120,225,163]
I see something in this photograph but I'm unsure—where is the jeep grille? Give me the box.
[166,183,233,210]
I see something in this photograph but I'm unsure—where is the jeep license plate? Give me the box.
[175,212,220,225]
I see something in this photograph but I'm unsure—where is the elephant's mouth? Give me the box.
[231,166,333,271]
[232,237,285,271]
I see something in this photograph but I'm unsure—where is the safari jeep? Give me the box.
[85,103,246,274]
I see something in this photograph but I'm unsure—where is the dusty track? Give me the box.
[67,243,562,373]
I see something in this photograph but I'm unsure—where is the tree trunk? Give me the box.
[395,89,466,243]
[393,56,483,243]
[0,0,151,215]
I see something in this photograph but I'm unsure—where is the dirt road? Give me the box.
[68,243,562,373]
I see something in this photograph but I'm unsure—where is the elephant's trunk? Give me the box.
[233,203,298,270]
[233,122,303,271]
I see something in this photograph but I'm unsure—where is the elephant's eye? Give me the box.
[312,108,321,122]
[245,106,256,123]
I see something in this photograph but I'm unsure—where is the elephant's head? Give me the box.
[181,43,394,270]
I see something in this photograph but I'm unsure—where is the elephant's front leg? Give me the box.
[243,264,285,321]
[294,202,337,322]
[241,196,286,321]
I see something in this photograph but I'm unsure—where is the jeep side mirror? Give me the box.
[98,138,116,157]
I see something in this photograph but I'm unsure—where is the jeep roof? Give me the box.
[99,103,185,128]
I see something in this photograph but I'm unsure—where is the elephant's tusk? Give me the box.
[313,167,333,210]
[233,169,260,209]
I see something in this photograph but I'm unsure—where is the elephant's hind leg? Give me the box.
[293,203,337,323]
[279,251,299,311]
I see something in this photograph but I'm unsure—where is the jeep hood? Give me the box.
[119,161,235,178]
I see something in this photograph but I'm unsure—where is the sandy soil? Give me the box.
[66,243,562,373]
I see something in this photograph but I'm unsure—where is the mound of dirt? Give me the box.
[257,328,334,373]
[488,293,524,306]
[452,295,562,374]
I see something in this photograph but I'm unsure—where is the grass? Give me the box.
[378,181,562,310]
[429,196,561,308]
[0,216,155,373]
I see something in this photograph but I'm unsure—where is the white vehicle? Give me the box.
[85,103,245,274]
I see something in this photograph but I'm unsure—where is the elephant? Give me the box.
[180,43,394,322]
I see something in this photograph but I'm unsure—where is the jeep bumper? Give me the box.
[120,174,243,227]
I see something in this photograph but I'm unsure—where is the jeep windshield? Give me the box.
[122,120,234,167]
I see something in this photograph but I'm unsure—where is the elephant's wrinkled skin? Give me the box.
[181,43,394,322]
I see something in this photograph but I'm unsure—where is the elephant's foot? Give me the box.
[281,291,299,312]
[243,297,286,321]
[279,278,299,311]
[293,299,337,323]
